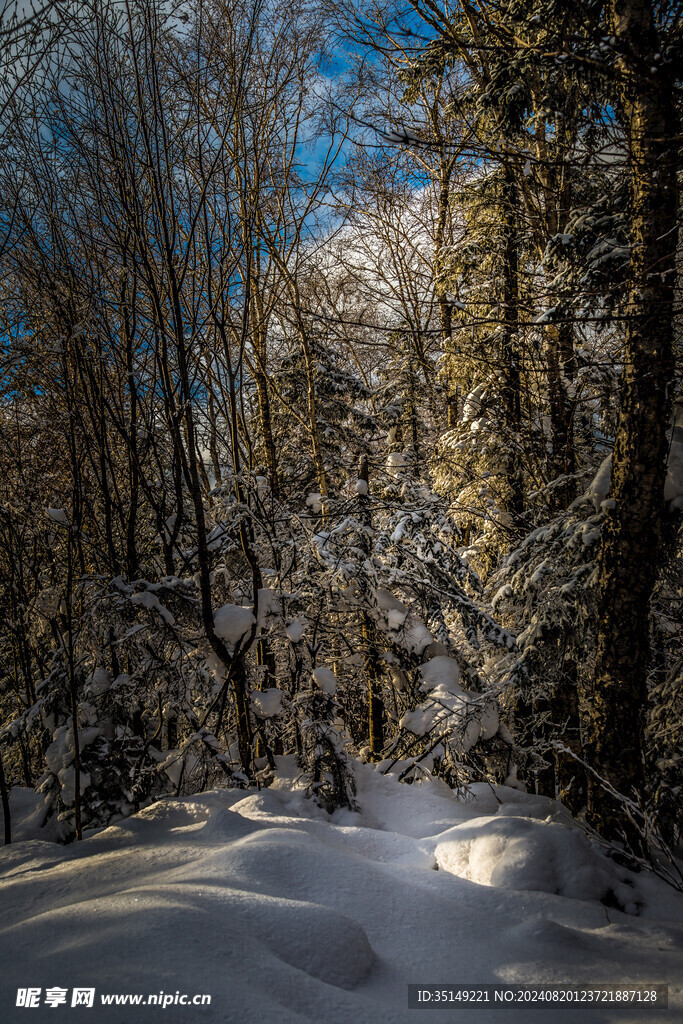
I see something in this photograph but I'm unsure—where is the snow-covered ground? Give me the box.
[1,765,682,1022]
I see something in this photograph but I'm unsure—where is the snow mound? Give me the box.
[2,765,682,1023]
[433,815,637,907]
[230,890,375,989]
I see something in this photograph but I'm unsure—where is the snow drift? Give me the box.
[1,766,682,1023]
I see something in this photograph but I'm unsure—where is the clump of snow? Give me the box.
[587,454,612,510]
[462,384,486,421]
[375,588,405,616]
[206,524,227,552]
[390,514,411,544]
[580,522,601,546]
[420,655,460,691]
[306,492,323,513]
[400,657,499,750]
[204,648,225,677]
[131,589,176,625]
[504,764,527,791]
[312,666,336,695]
[386,608,407,631]
[433,815,638,908]
[355,478,368,496]
[85,667,112,695]
[285,620,305,644]
[44,724,101,777]
[56,765,91,804]
[213,604,255,651]
[491,583,513,610]
[422,640,448,661]
[256,588,281,627]
[44,726,71,774]
[374,589,434,653]
[589,436,683,512]
[250,688,284,719]
[402,616,434,655]
[386,451,406,477]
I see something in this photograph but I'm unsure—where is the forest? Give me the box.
[0,0,681,882]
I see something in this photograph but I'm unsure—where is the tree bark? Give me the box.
[546,323,577,510]
[358,455,384,758]
[250,286,280,499]
[0,755,10,845]
[584,0,679,844]
[499,163,524,537]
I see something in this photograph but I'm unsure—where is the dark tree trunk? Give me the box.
[251,289,280,499]
[0,755,11,845]
[358,455,384,759]
[546,323,577,510]
[583,0,679,845]
[500,163,524,537]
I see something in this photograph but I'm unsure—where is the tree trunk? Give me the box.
[0,755,10,845]
[584,0,679,845]
[358,455,384,759]
[546,323,577,510]
[499,163,524,537]
[434,157,458,426]
[298,317,329,508]
[251,288,280,498]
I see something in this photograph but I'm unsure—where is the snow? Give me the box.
[402,657,499,750]
[7,788,59,842]
[396,620,429,656]
[420,655,460,691]
[386,608,407,631]
[386,451,406,477]
[44,727,71,774]
[492,583,513,609]
[372,598,435,658]
[312,666,337,694]
[213,604,256,651]
[462,384,486,421]
[256,587,281,626]
[130,590,176,625]
[56,765,90,804]
[588,435,683,512]
[250,688,284,719]
[433,815,640,908]
[587,454,613,510]
[84,668,111,695]
[285,620,306,644]
[44,725,100,777]
[581,523,601,546]
[1,767,682,1022]
[355,478,369,496]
